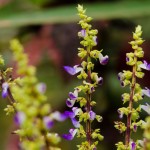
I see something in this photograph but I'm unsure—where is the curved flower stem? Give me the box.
[125,57,137,146]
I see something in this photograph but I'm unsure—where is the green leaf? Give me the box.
[0,1,150,28]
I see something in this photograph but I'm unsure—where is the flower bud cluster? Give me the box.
[63,5,108,150]
[9,39,65,150]
[116,25,150,149]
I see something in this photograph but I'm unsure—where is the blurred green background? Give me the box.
[0,0,150,149]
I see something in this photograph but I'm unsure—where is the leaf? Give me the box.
[0,1,150,28]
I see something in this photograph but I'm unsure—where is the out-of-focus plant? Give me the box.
[115,25,150,150]
[0,39,68,150]
[62,5,108,150]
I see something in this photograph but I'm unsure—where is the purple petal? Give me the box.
[126,56,129,62]
[71,118,80,128]
[64,111,75,118]
[99,53,109,65]
[2,89,8,98]
[14,112,26,125]
[72,107,81,116]
[131,141,136,150]
[69,90,78,100]
[43,116,54,129]
[89,110,96,121]
[2,82,9,98]
[98,77,103,85]
[141,103,150,115]
[51,111,67,121]
[37,83,46,93]
[133,124,137,132]
[117,109,123,119]
[66,98,76,107]
[81,29,86,37]
[142,87,150,97]
[62,129,77,140]
[64,66,76,75]
[139,60,150,71]
[93,36,97,45]
[63,65,82,75]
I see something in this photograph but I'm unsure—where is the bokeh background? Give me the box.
[0,0,150,149]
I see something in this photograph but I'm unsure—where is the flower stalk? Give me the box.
[116,25,150,149]
[63,5,108,149]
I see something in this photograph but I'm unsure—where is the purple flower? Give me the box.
[126,56,129,62]
[69,89,78,100]
[141,103,150,115]
[14,112,26,125]
[98,77,103,85]
[117,109,124,119]
[51,111,67,121]
[2,82,9,98]
[43,116,54,129]
[71,118,80,128]
[81,29,86,37]
[62,129,77,140]
[37,83,46,93]
[89,110,96,121]
[63,65,82,75]
[139,60,150,71]
[65,107,81,118]
[98,53,109,65]
[118,72,124,81]
[72,107,81,116]
[130,141,136,150]
[66,98,76,107]
[93,36,97,45]
[133,124,137,132]
[64,111,75,118]
[142,87,150,97]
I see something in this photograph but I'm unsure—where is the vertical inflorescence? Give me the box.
[115,25,150,150]
[63,5,108,150]
[5,39,66,150]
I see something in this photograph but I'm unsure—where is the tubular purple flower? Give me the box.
[142,87,150,97]
[118,72,123,81]
[72,107,81,116]
[89,110,96,121]
[69,89,78,100]
[37,83,46,93]
[62,129,77,141]
[98,53,109,65]
[66,98,76,108]
[81,29,86,37]
[139,60,150,71]
[141,103,150,115]
[63,65,82,75]
[14,112,26,125]
[2,82,9,98]
[133,124,137,132]
[43,116,54,129]
[126,56,129,62]
[130,141,136,150]
[93,36,97,45]
[51,111,67,121]
[98,77,103,85]
[64,111,75,118]
[117,109,124,119]
[71,118,80,128]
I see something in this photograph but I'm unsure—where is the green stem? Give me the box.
[125,57,137,147]
[86,93,91,145]
[86,46,92,146]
